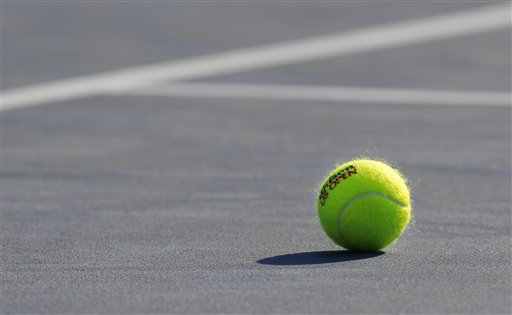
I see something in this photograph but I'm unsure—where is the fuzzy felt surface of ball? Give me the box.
[318,159,411,251]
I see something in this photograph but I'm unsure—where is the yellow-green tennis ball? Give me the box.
[317,159,411,251]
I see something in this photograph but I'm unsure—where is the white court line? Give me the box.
[118,83,511,107]
[1,4,511,111]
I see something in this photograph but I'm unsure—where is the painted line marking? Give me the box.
[116,83,511,107]
[1,3,510,111]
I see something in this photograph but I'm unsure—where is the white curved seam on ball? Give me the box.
[337,193,407,243]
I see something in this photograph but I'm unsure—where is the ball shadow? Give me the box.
[257,250,384,265]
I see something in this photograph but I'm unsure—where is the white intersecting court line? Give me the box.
[116,83,511,107]
[1,3,511,111]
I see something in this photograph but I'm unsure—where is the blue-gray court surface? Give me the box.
[1,2,511,314]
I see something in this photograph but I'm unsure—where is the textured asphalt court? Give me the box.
[2,2,511,314]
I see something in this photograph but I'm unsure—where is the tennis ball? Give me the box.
[317,159,411,251]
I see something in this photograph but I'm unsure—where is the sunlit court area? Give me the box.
[1,2,511,314]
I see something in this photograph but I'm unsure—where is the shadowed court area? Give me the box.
[258,250,384,265]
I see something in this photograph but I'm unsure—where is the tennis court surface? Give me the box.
[2,2,511,314]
